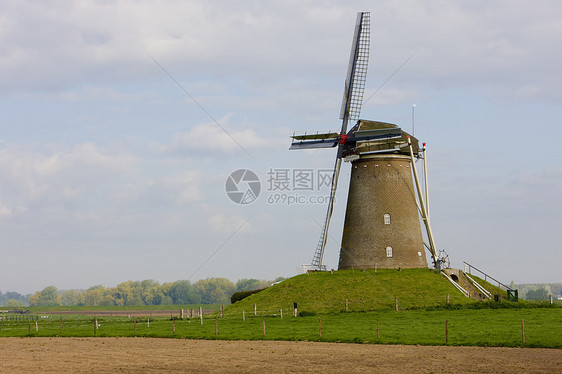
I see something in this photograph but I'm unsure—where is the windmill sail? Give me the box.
[309,12,371,270]
[289,132,339,150]
[340,12,370,130]
[290,12,438,273]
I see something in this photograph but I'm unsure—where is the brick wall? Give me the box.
[339,154,428,269]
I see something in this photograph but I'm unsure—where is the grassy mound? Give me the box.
[227,268,481,315]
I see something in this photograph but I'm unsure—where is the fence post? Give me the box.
[262,318,266,336]
[147,318,150,328]
[280,309,283,319]
[446,294,450,305]
[215,317,218,336]
[395,297,398,312]
[243,311,245,321]
[254,304,257,316]
[345,299,349,312]
[200,307,203,325]
[173,319,176,334]
[522,318,525,343]
[94,318,97,336]
[550,294,553,304]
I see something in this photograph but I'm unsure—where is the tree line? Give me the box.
[0,291,30,308]
[511,282,562,301]
[24,277,282,307]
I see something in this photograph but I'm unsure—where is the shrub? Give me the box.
[230,288,266,304]
[298,311,316,317]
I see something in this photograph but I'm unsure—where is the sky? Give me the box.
[1,0,561,294]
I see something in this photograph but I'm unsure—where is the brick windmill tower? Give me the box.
[290,12,439,271]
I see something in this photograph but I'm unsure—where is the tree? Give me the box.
[142,285,164,305]
[236,279,269,292]
[169,280,201,304]
[28,286,62,307]
[6,299,23,308]
[62,290,85,306]
[525,287,549,300]
[194,278,236,304]
[84,285,105,306]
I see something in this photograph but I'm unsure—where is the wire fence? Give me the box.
[0,304,559,348]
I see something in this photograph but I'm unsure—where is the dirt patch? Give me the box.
[0,337,560,373]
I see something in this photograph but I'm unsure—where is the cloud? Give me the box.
[0,143,136,209]
[2,1,561,104]
[204,209,254,235]
[148,171,203,204]
[149,117,274,156]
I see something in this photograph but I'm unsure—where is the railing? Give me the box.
[463,262,514,292]
[441,271,470,298]
[464,272,492,300]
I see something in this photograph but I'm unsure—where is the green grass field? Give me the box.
[1,269,560,348]
[1,308,560,348]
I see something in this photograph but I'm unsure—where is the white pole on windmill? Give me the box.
[407,136,438,266]
[422,143,430,221]
[412,104,416,136]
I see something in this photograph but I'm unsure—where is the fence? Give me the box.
[0,307,558,348]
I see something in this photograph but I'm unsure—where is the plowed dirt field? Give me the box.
[1,337,560,373]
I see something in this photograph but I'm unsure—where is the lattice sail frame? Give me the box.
[340,12,370,129]
[310,12,371,270]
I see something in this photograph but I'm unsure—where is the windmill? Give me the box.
[290,12,440,271]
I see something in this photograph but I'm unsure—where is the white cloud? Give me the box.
[1,1,560,103]
[0,143,136,206]
[205,209,254,234]
[151,118,272,155]
[148,171,203,204]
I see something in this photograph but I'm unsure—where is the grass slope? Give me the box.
[227,268,481,315]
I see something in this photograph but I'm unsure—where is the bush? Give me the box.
[298,311,316,317]
[230,288,266,304]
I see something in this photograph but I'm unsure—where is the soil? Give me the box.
[0,338,560,373]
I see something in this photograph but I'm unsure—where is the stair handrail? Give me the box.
[463,262,514,292]
[441,271,470,298]
[463,272,492,299]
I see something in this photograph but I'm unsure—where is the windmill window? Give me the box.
[386,246,393,257]
[384,214,391,225]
